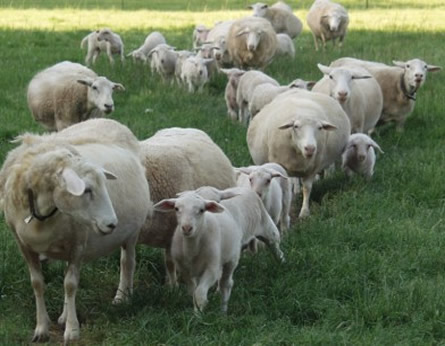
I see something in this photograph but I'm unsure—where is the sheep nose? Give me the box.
[182,225,193,235]
[337,91,348,101]
[304,145,316,157]
[199,70,203,75]
[104,104,114,113]
[107,223,117,231]
[248,44,255,51]
[358,155,366,162]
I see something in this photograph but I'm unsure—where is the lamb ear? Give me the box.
[427,64,441,72]
[278,122,294,130]
[392,60,406,68]
[317,63,332,75]
[219,189,241,201]
[102,169,117,180]
[113,83,125,92]
[246,5,253,9]
[153,199,177,212]
[77,78,94,87]
[306,81,316,89]
[205,201,225,213]
[369,139,384,153]
[62,168,85,196]
[321,121,337,131]
[269,169,288,180]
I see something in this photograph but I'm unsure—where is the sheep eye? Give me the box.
[174,207,179,212]
[424,65,428,69]
[266,179,271,184]
[329,75,333,80]
[406,64,410,68]
[199,208,204,214]
[84,187,92,196]
[92,85,98,91]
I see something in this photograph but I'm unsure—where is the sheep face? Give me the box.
[346,134,383,162]
[279,117,337,159]
[393,59,442,91]
[53,164,118,235]
[78,77,125,114]
[96,28,113,42]
[289,79,316,90]
[193,25,210,47]
[236,27,263,52]
[246,168,286,200]
[250,2,269,17]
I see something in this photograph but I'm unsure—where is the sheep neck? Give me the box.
[400,74,417,101]
[25,189,58,223]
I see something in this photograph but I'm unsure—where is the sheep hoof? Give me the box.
[31,332,50,343]
[63,328,80,343]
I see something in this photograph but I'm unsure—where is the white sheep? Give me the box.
[126,31,166,62]
[80,28,124,65]
[306,0,349,51]
[147,43,178,82]
[271,1,293,13]
[206,20,235,68]
[312,63,383,134]
[330,57,442,131]
[235,163,292,232]
[275,33,295,58]
[227,16,278,70]
[0,119,151,343]
[27,61,125,131]
[221,68,247,121]
[174,50,195,85]
[249,2,303,39]
[236,70,279,125]
[181,56,213,93]
[137,128,236,287]
[247,88,350,217]
[193,24,210,49]
[342,133,384,179]
[195,42,220,77]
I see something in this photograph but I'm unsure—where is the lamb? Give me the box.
[342,133,384,179]
[195,42,220,77]
[147,43,178,82]
[80,28,124,65]
[0,119,151,343]
[247,88,350,217]
[271,1,293,13]
[236,70,279,125]
[221,68,247,121]
[227,16,278,70]
[235,163,292,232]
[249,78,316,118]
[275,33,295,58]
[137,128,236,287]
[126,31,166,62]
[312,64,383,134]
[193,24,210,49]
[174,50,195,85]
[249,2,303,39]
[306,0,349,51]
[206,20,234,67]
[330,57,442,131]
[27,61,125,131]
[181,56,213,93]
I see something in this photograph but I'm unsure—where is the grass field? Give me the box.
[0,1,444,345]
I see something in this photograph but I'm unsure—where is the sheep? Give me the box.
[306,0,349,51]
[27,61,125,131]
[221,68,247,121]
[249,2,303,39]
[312,64,383,134]
[247,88,350,217]
[342,133,384,179]
[206,20,234,67]
[0,119,151,343]
[126,31,166,62]
[193,24,210,49]
[80,28,124,65]
[174,50,195,85]
[235,163,292,232]
[181,56,213,93]
[195,42,220,77]
[137,128,236,287]
[271,1,293,13]
[249,78,316,118]
[236,70,279,125]
[227,16,278,70]
[147,43,178,82]
[275,33,295,58]
[330,57,442,131]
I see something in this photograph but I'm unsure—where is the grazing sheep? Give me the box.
[247,89,350,217]
[306,0,349,51]
[235,163,292,232]
[227,16,277,70]
[148,43,178,82]
[236,70,279,125]
[181,56,213,92]
[127,31,166,62]
[193,24,210,49]
[249,2,303,39]
[342,133,384,179]
[137,128,236,287]
[27,61,125,131]
[174,50,195,85]
[0,119,151,343]
[80,28,124,65]
[271,1,293,13]
[221,68,247,121]
[330,57,442,131]
[312,64,383,134]
[275,33,295,58]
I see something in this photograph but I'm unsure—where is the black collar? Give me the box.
[400,74,417,101]
[25,189,58,223]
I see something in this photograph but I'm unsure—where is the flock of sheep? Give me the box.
[0,0,442,343]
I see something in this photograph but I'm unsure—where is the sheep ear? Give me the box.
[203,58,214,65]
[321,121,337,131]
[392,60,406,68]
[351,73,372,80]
[269,170,288,180]
[236,28,249,37]
[77,78,93,87]
[236,167,253,175]
[317,63,332,75]
[369,139,384,153]
[62,168,85,196]
[427,64,441,72]
[306,81,316,89]
[102,169,117,180]
[153,199,177,212]
[113,83,125,92]
[205,201,225,213]
[278,122,294,130]
[261,4,268,9]
[219,189,241,201]
[246,5,253,9]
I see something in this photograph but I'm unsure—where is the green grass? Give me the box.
[1,1,445,345]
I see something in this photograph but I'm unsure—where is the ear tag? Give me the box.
[24,215,33,224]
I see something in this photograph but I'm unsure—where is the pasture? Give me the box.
[0,0,444,344]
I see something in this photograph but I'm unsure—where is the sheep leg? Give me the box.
[312,34,319,51]
[299,176,314,218]
[113,234,138,304]
[193,268,219,312]
[219,261,237,313]
[106,43,115,65]
[164,247,178,287]
[395,118,406,132]
[280,184,292,232]
[61,261,81,342]
[320,33,327,50]
[92,50,100,65]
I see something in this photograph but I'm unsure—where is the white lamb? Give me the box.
[195,43,220,77]
[127,31,166,62]
[80,28,124,65]
[249,2,303,39]
[206,20,234,68]
[221,68,247,121]
[342,133,384,179]
[312,63,383,134]
[275,33,295,58]
[174,50,195,85]
[247,88,351,217]
[181,56,213,93]
[193,24,210,49]
[147,43,178,82]
[0,119,151,343]
[271,1,293,13]
[27,61,125,131]
[306,0,349,51]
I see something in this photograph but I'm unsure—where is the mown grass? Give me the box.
[0,1,445,345]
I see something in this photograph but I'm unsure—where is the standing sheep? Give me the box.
[174,50,195,85]
[0,119,151,343]
[147,44,178,82]
[27,61,125,131]
[227,16,278,70]
[249,2,303,39]
[271,1,293,13]
[206,20,235,68]
[247,89,350,217]
[193,24,210,49]
[306,0,349,51]
[127,31,166,62]
[181,56,213,93]
[221,68,247,121]
[275,33,295,58]
[80,28,124,65]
